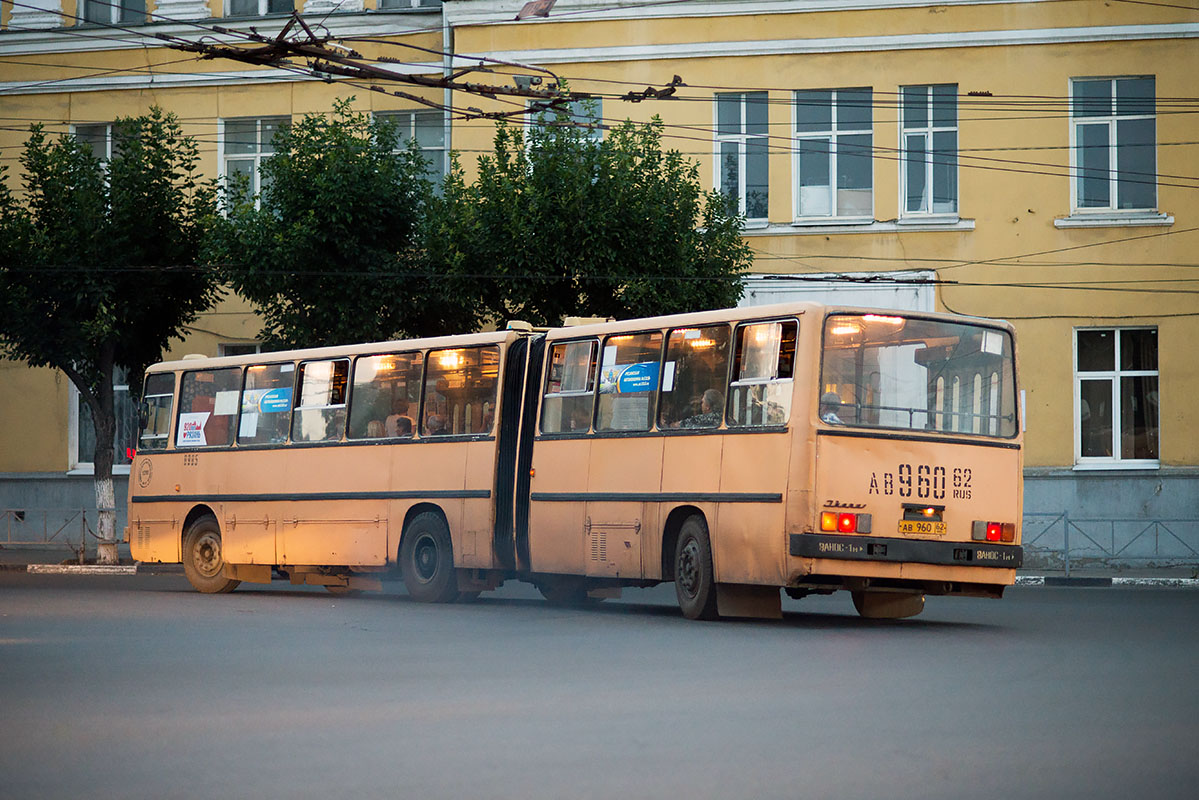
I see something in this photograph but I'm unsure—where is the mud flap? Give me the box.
[716,583,782,619]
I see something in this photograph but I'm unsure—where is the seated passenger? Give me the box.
[366,419,386,438]
[385,398,411,437]
[424,413,447,435]
[680,389,723,428]
[820,392,844,424]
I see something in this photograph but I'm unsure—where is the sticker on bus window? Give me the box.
[600,361,658,394]
[177,412,210,447]
[213,390,239,416]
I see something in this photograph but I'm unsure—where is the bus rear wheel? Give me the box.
[182,516,240,594]
[852,590,925,619]
[674,515,718,620]
[400,512,459,604]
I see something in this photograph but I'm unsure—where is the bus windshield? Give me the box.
[820,314,1017,438]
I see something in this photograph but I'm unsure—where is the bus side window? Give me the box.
[139,373,176,451]
[541,340,598,433]
[176,368,240,448]
[292,359,349,443]
[423,346,500,436]
[658,325,731,429]
[347,353,421,440]
[596,331,664,432]
[238,363,295,445]
[726,320,797,427]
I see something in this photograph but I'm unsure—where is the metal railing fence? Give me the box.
[1022,512,1199,576]
[1,508,93,563]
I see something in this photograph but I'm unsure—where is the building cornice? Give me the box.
[443,0,1039,28]
[0,10,441,57]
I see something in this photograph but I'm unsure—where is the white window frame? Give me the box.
[218,116,289,208]
[1073,326,1160,469]
[80,0,145,25]
[376,109,449,183]
[1068,76,1156,216]
[714,91,770,225]
[792,87,873,224]
[899,84,958,220]
[69,369,135,476]
[72,122,113,163]
[525,99,604,144]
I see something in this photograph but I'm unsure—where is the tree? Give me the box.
[209,98,482,350]
[0,109,221,563]
[427,113,751,327]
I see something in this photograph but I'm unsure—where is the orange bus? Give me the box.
[127,302,1022,619]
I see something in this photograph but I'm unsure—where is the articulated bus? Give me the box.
[127,302,1022,619]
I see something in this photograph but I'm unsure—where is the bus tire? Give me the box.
[181,516,240,594]
[852,590,925,620]
[400,512,459,603]
[674,515,718,620]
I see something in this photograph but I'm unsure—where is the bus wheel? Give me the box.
[181,516,240,594]
[674,515,718,620]
[400,512,459,603]
[852,590,925,620]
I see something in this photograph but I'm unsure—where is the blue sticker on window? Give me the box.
[258,387,292,413]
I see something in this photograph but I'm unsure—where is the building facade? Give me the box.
[2,0,1196,566]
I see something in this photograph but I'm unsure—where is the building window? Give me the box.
[715,91,769,222]
[1075,327,1159,464]
[218,343,262,357]
[1071,77,1156,213]
[376,110,447,184]
[527,99,604,143]
[221,117,289,201]
[227,0,293,16]
[794,88,872,220]
[901,84,957,216]
[73,123,115,162]
[73,367,137,472]
[82,0,145,24]
[379,0,442,8]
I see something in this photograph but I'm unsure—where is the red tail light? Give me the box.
[838,513,857,533]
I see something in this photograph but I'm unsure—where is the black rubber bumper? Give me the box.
[790,533,1023,568]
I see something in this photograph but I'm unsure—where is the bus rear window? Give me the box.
[139,373,175,451]
[178,368,240,448]
[821,314,1017,437]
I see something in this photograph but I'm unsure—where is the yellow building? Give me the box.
[2,0,1196,567]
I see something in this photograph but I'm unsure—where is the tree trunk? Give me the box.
[90,347,120,565]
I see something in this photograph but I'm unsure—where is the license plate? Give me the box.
[898,520,947,536]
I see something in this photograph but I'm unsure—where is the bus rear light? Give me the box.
[972,520,1012,542]
[822,512,871,534]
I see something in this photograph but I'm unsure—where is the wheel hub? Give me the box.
[678,539,699,598]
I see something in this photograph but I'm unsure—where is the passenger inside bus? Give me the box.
[679,389,724,428]
[820,392,844,424]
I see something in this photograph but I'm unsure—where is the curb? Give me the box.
[1016,575,1199,588]
[6,563,185,575]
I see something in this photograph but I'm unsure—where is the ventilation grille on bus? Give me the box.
[590,530,607,562]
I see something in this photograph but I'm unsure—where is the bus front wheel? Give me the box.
[674,515,718,620]
[181,516,240,594]
[400,512,460,604]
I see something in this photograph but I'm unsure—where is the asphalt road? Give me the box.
[1,573,1197,800]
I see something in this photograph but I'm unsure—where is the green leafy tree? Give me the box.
[209,98,481,350]
[0,110,221,563]
[427,112,751,327]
